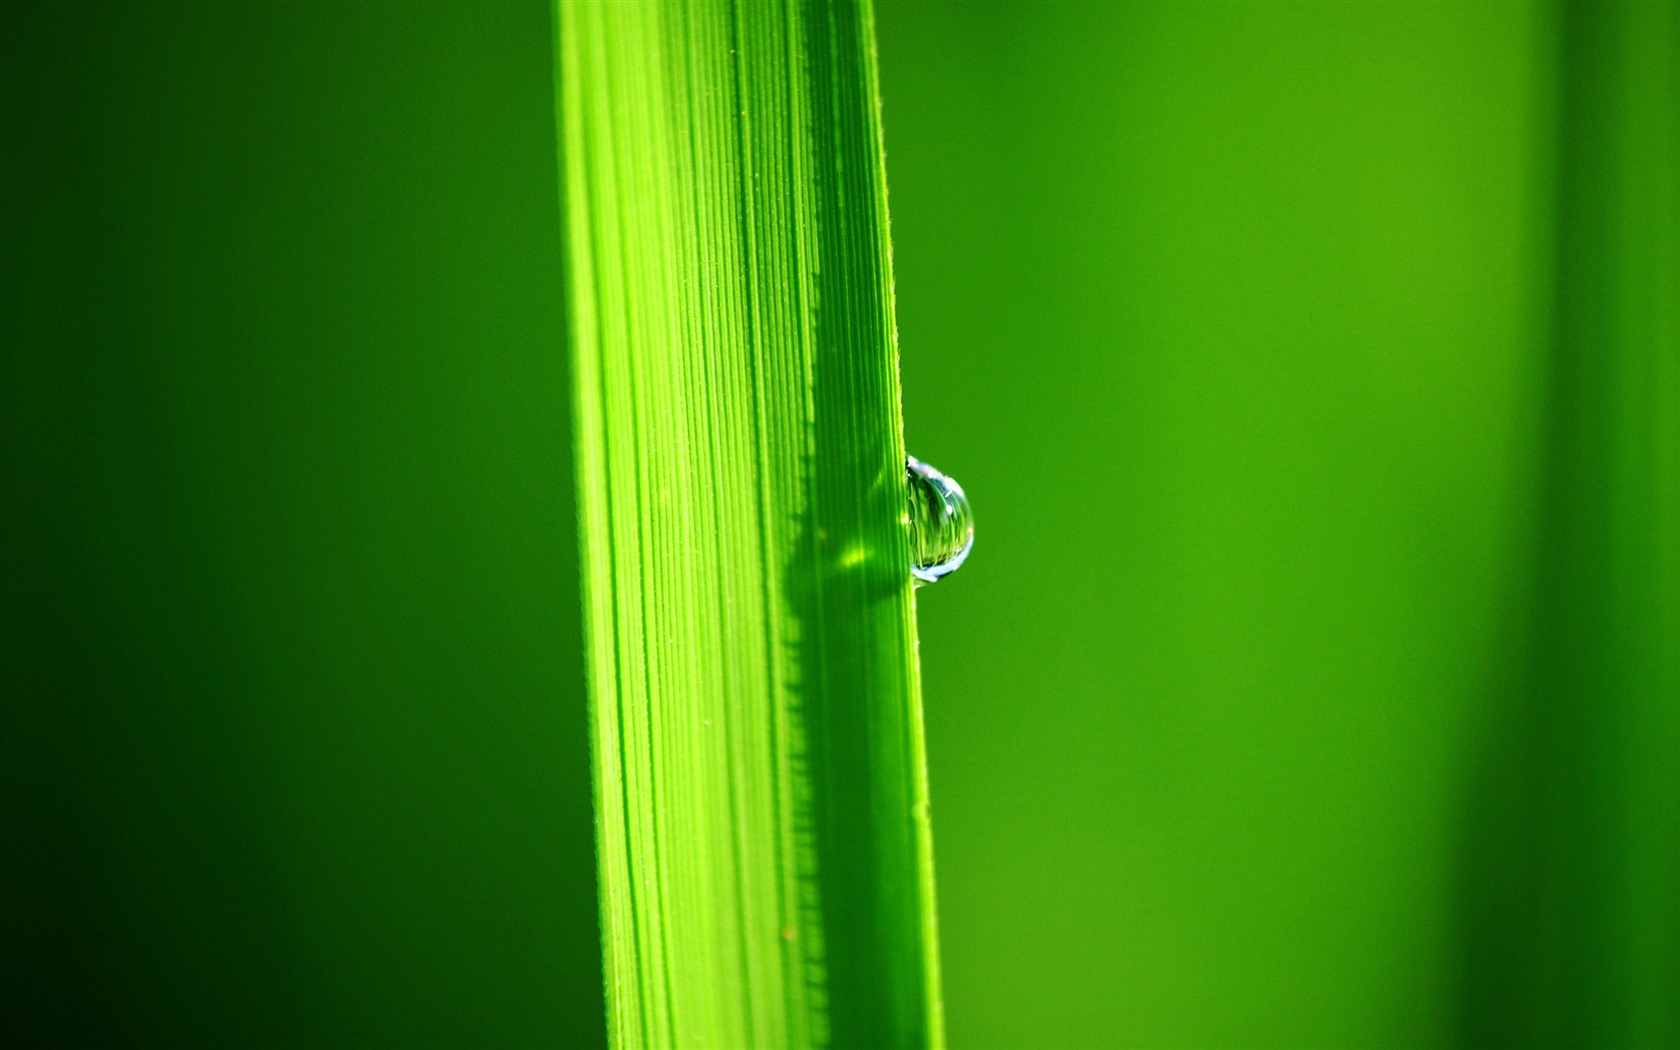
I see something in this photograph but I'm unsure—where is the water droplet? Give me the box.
[906,456,973,586]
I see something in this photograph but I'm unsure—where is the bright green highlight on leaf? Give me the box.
[557,1,941,1047]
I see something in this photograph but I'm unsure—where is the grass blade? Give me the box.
[557,1,943,1045]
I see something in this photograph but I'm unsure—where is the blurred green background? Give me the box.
[882,2,1676,1047]
[883,3,1548,1047]
[6,1,1674,1048]
[6,2,601,1046]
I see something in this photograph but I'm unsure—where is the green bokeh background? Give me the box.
[7,2,1675,1048]
[884,4,1548,1047]
[7,3,601,1045]
[881,3,1677,1047]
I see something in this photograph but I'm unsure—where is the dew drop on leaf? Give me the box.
[906,456,973,587]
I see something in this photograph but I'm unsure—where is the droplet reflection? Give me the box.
[906,456,972,587]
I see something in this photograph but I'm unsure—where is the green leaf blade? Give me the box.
[558,2,942,1046]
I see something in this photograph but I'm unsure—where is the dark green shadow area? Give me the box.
[2,3,604,1045]
[1454,4,1680,1048]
